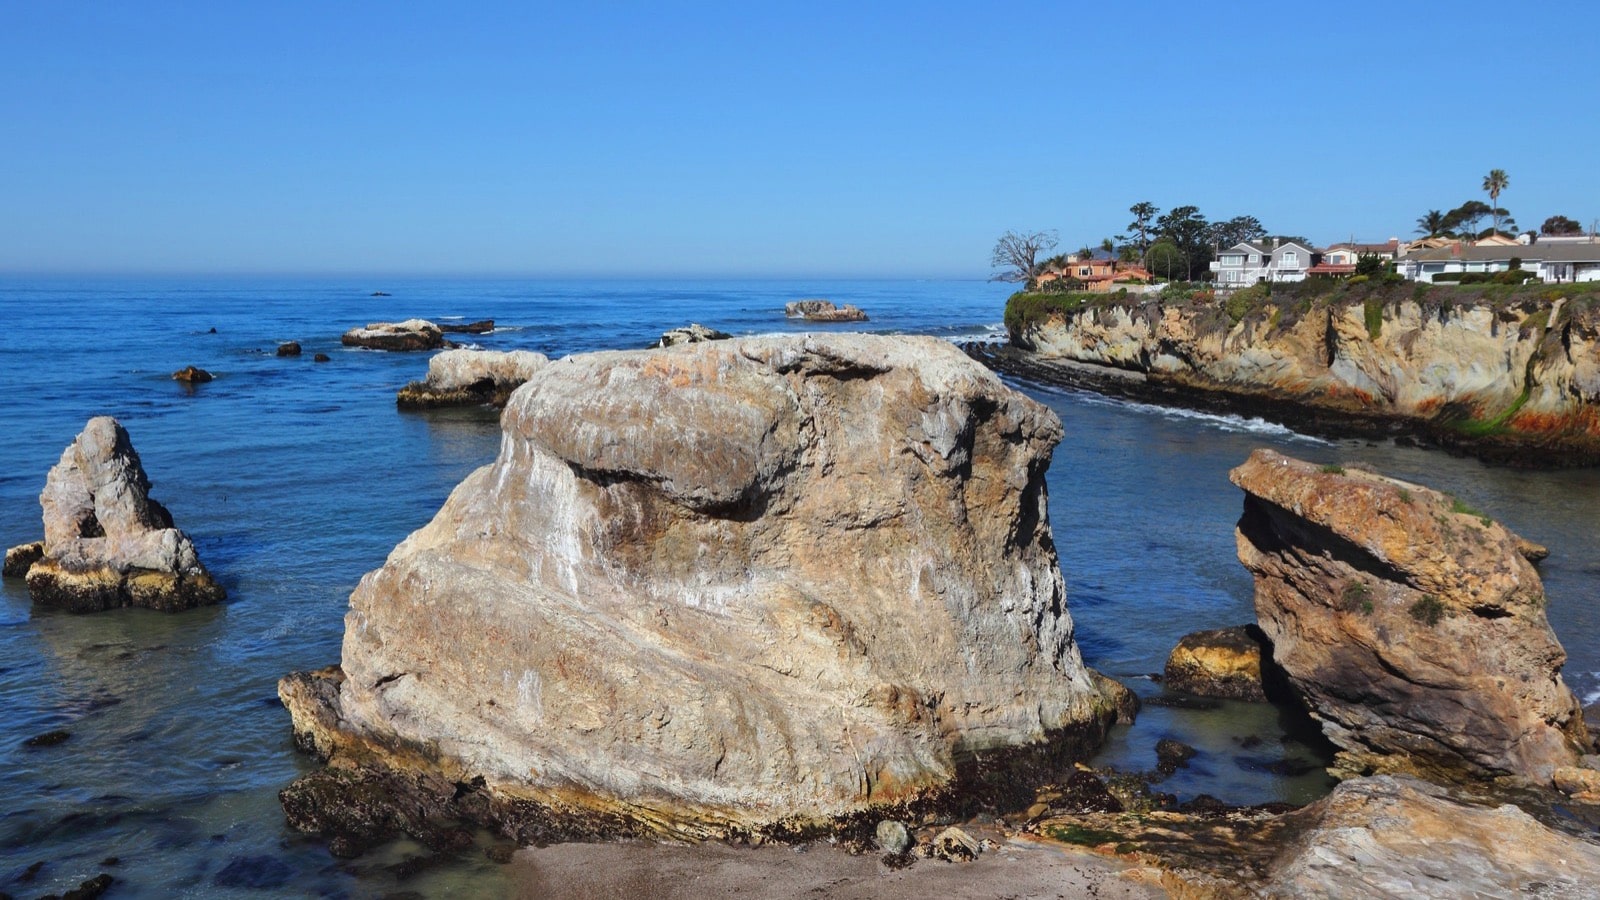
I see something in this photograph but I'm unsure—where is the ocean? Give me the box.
[2,277,1597,897]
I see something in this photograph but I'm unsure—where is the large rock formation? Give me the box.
[341,319,448,351]
[6,417,224,612]
[282,334,1118,852]
[1162,625,1271,702]
[785,299,869,322]
[1231,449,1587,783]
[992,284,1600,463]
[1264,775,1600,899]
[395,349,548,409]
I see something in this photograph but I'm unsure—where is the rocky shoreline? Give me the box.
[980,282,1600,467]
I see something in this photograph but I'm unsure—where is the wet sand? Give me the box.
[511,829,1166,899]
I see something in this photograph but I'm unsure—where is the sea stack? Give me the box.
[340,319,448,351]
[395,349,548,409]
[6,417,224,612]
[1230,450,1588,783]
[280,334,1118,854]
[785,299,869,322]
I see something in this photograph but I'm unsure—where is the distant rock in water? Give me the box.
[785,299,869,322]
[437,319,494,334]
[371,291,391,297]
[11,417,224,612]
[1264,775,1600,898]
[1231,449,1588,784]
[396,349,547,409]
[277,341,302,357]
[657,323,731,347]
[341,320,448,352]
[171,366,213,383]
[313,353,331,363]
[1164,625,1272,702]
[281,334,1119,853]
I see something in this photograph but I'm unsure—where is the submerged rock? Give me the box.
[18,417,224,612]
[785,299,869,322]
[341,320,447,352]
[657,323,731,347]
[438,319,494,334]
[395,349,548,409]
[1264,775,1600,899]
[313,353,331,363]
[171,366,213,383]
[1231,449,1587,783]
[1163,625,1271,701]
[282,334,1113,850]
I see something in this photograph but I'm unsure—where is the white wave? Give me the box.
[1015,379,1329,443]
[1582,676,1600,706]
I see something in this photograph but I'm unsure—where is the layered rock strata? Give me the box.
[991,288,1600,464]
[1231,449,1587,783]
[785,299,869,322]
[6,417,224,612]
[341,319,449,351]
[395,349,548,409]
[283,334,1118,852]
[1263,775,1600,899]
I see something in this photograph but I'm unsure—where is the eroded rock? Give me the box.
[658,324,731,347]
[395,349,548,409]
[1231,450,1587,783]
[282,334,1112,850]
[1163,625,1270,701]
[19,417,224,612]
[1264,775,1600,899]
[341,320,448,352]
[785,299,868,322]
[4,541,43,577]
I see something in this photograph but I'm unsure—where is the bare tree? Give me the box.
[990,229,1058,284]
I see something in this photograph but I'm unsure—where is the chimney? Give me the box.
[1272,237,1281,249]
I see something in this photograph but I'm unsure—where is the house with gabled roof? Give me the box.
[1209,238,1315,285]
[1396,241,1600,283]
[1305,238,1402,278]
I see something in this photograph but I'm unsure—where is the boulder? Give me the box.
[3,541,43,577]
[1231,450,1587,783]
[282,334,1112,849]
[785,300,869,322]
[171,366,213,383]
[341,319,448,351]
[438,319,495,334]
[277,341,303,357]
[313,353,331,363]
[1163,625,1271,701]
[658,324,732,347]
[18,417,224,612]
[1264,775,1600,899]
[395,349,548,409]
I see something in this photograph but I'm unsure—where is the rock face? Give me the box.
[341,319,448,351]
[13,417,224,612]
[1264,775,1600,899]
[395,349,548,409]
[786,299,869,322]
[658,323,731,347]
[1231,449,1587,783]
[283,334,1116,849]
[1163,625,1270,701]
[999,285,1600,463]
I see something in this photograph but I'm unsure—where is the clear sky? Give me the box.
[3,1,1597,278]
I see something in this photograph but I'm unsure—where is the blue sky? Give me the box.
[3,1,1596,277]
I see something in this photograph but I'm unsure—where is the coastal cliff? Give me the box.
[281,334,1121,854]
[983,282,1600,464]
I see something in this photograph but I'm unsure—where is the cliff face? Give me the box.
[282,334,1117,850]
[1003,287,1600,462]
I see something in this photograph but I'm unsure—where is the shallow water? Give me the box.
[1,277,1596,896]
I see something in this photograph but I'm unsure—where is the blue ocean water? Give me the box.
[1,277,1596,897]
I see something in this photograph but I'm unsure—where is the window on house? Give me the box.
[1079,267,1091,277]
[1248,254,1259,264]
[1281,251,1299,267]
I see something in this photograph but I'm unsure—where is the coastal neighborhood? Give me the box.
[998,169,1600,289]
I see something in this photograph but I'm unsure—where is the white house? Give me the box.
[1210,239,1316,285]
[1396,242,1600,284]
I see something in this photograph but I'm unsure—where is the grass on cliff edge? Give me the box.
[1004,280,1600,337]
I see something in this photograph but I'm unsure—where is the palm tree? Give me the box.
[1415,209,1448,238]
[1483,169,1509,236]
